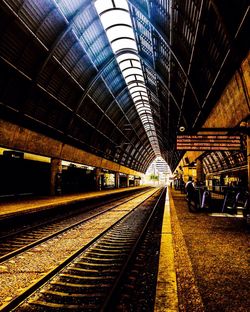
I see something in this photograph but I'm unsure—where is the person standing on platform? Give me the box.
[185,176,197,211]
[180,177,185,193]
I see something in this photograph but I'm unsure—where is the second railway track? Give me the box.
[0,188,151,263]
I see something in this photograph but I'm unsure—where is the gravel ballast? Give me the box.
[0,189,157,309]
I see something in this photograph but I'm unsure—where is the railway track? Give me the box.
[1,187,166,311]
[0,188,152,263]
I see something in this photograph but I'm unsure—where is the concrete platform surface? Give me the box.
[0,186,146,220]
[168,188,249,312]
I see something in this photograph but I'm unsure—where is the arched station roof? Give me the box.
[0,0,249,172]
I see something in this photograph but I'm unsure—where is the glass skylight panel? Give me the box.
[133,95,147,102]
[135,75,144,80]
[131,90,147,96]
[128,82,146,89]
[132,95,147,101]
[122,60,141,69]
[138,106,151,111]
[134,95,146,102]
[128,85,146,92]
[95,0,160,156]
[138,111,151,116]
[95,0,128,11]
[94,0,113,12]
[111,38,137,53]
[123,67,142,77]
[140,108,152,114]
[106,25,134,42]
[135,104,145,109]
[131,59,141,67]
[119,60,134,71]
[100,11,131,29]
[129,80,145,87]
[131,92,142,98]
[119,59,142,70]
[117,53,140,63]
[139,97,149,102]
[124,70,143,80]
[125,75,144,83]
[136,102,151,109]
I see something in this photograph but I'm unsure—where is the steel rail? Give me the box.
[101,187,166,311]
[0,187,162,312]
[0,188,151,264]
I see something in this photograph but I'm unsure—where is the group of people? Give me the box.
[172,176,205,212]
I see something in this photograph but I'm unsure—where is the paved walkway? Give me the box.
[167,188,249,312]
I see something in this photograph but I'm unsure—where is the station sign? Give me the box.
[176,135,242,151]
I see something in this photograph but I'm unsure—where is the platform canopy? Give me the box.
[0,0,249,172]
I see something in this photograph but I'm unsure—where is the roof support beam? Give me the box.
[9,0,186,135]
[177,0,204,130]
[193,5,250,127]
[127,0,201,109]
[73,48,183,115]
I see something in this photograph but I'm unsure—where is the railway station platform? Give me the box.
[0,0,249,310]
[0,186,147,221]
[155,188,249,312]
[0,186,249,311]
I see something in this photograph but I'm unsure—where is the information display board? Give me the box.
[176,135,242,151]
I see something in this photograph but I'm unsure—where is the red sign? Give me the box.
[176,135,242,151]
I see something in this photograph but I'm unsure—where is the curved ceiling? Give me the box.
[202,150,247,174]
[0,0,249,172]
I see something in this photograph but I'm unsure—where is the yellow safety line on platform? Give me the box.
[154,188,178,312]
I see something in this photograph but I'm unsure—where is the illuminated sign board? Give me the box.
[176,135,242,151]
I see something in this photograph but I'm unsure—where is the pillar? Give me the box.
[50,158,62,195]
[196,159,204,185]
[126,174,130,187]
[95,168,102,191]
[115,172,120,188]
